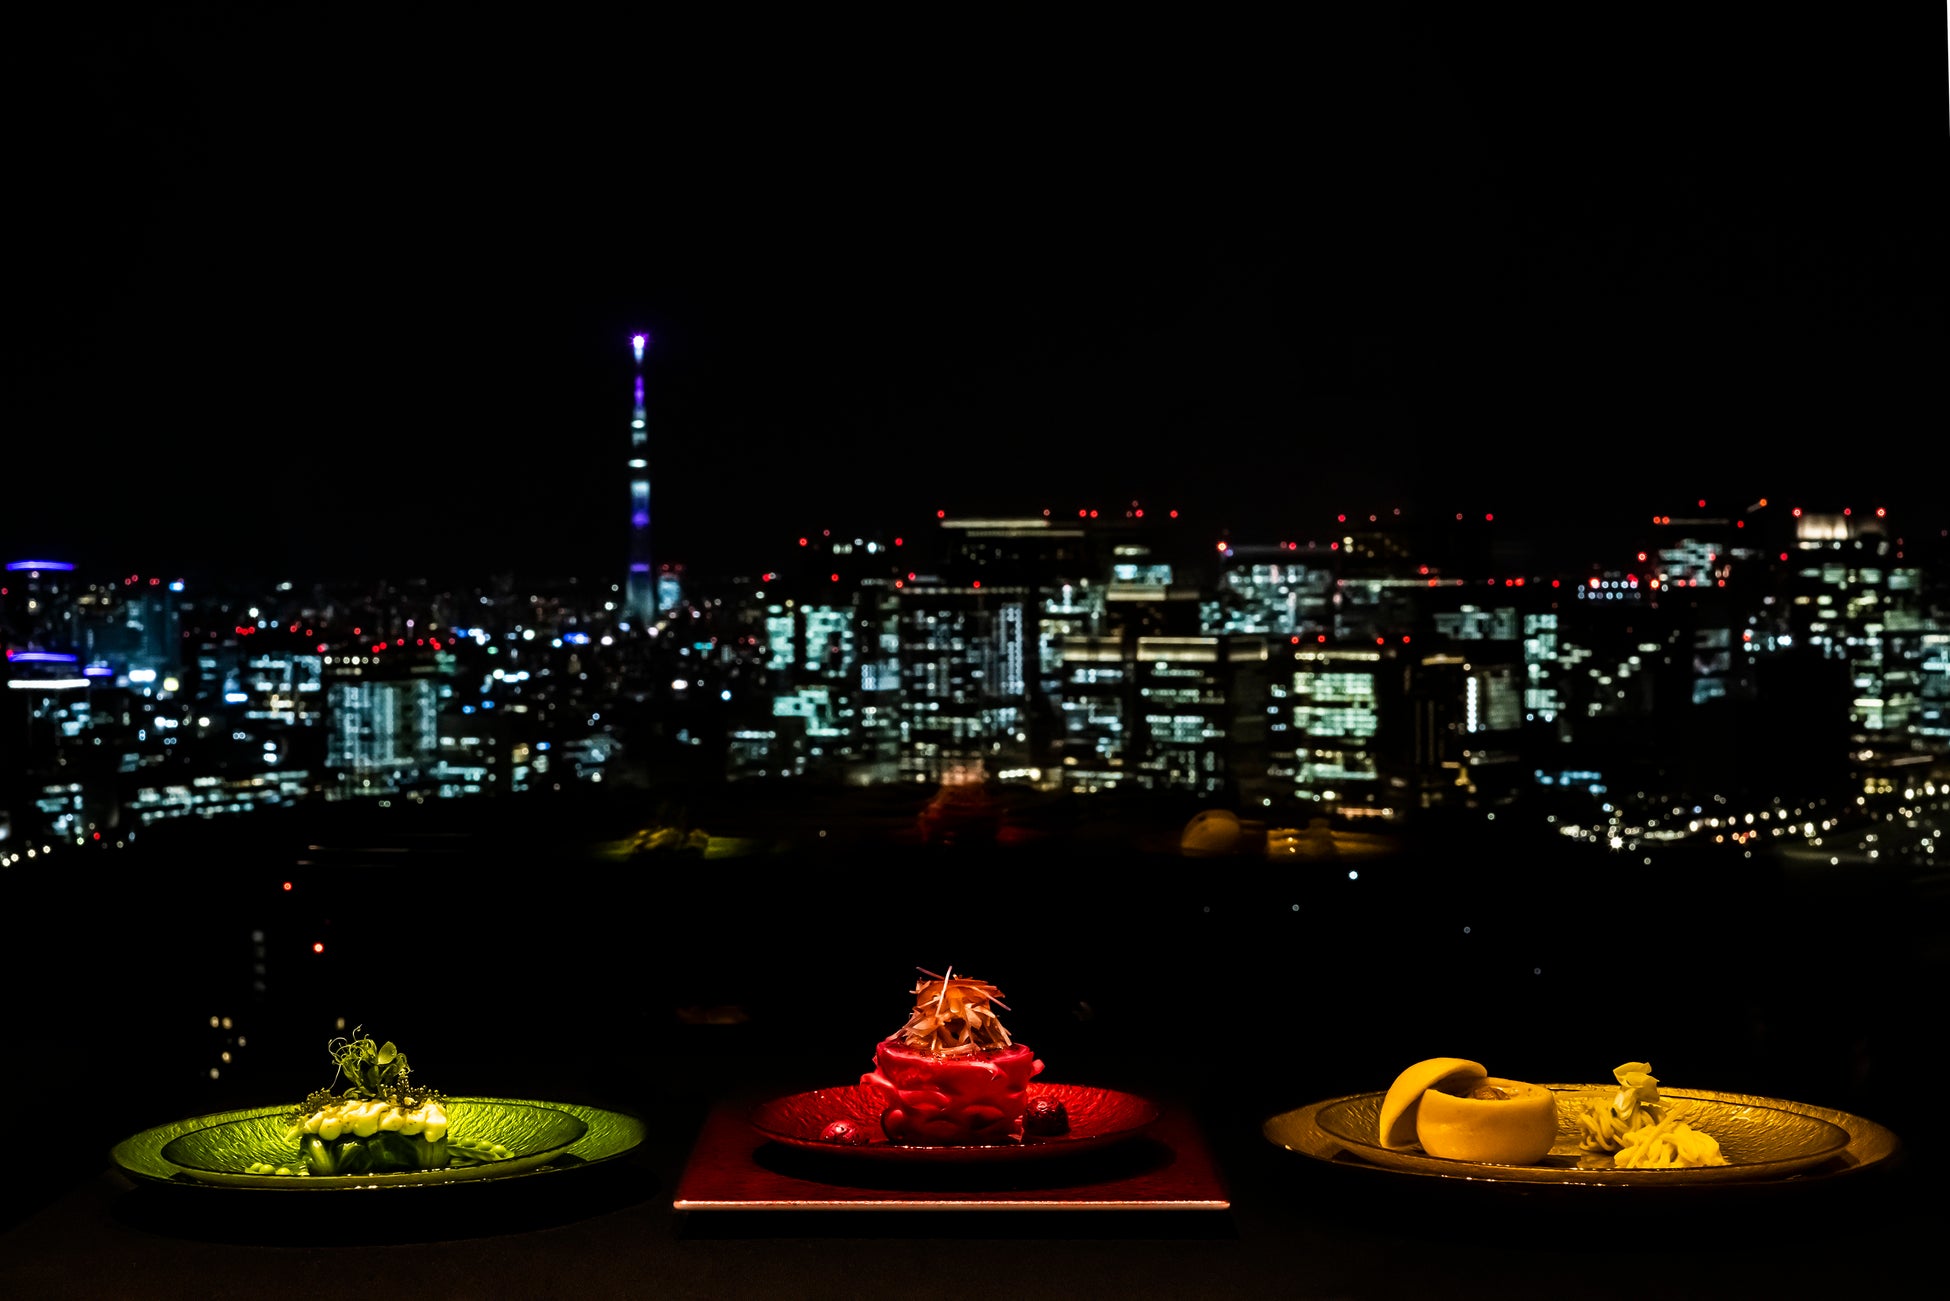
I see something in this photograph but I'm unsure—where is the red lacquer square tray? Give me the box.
[673,1091,1230,1211]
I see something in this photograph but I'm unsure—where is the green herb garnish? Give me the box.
[288,1026,445,1122]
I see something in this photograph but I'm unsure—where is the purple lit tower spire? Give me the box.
[625,331,656,623]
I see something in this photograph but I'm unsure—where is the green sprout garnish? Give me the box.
[289,1026,444,1122]
[329,1029,411,1098]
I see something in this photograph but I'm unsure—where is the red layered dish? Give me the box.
[861,969,1045,1144]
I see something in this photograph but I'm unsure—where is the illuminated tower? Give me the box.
[625,331,656,623]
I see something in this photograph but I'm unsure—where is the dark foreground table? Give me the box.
[3,1077,1940,1301]
[5,815,1947,1298]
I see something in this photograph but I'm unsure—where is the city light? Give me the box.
[0,491,1939,875]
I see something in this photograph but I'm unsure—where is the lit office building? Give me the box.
[327,677,440,795]
[1522,612,1563,731]
[1134,635,1270,800]
[1788,510,1940,786]
[1919,627,1950,748]
[75,576,183,680]
[800,604,857,684]
[936,514,1075,766]
[1056,635,1134,793]
[127,768,312,825]
[3,560,78,655]
[790,600,867,776]
[1644,513,1758,708]
[34,780,85,841]
[852,585,902,782]
[1278,645,1391,809]
[1655,534,1723,589]
[6,672,94,839]
[1468,660,1525,735]
[1420,590,1527,791]
[239,651,325,726]
[762,602,796,672]
[192,633,251,714]
[431,715,494,798]
[934,512,1203,772]
[1057,633,1269,801]
[895,582,1032,784]
[1040,579,1104,704]
[755,579,900,782]
[1433,603,1519,642]
[770,686,841,778]
[1201,549,1333,638]
[657,564,684,619]
[1102,547,1201,642]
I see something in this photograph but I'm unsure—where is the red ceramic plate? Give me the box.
[749,1082,1161,1163]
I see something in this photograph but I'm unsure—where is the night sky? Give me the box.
[3,9,1942,587]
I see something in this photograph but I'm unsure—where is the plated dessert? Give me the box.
[860,968,1049,1145]
[1377,1057,1727,1169]
[745,969,1158,1163]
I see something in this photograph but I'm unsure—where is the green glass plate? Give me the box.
[1267,1084,1871,1187]
[112,1097,645,1191]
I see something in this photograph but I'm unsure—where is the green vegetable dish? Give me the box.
[245,1029,512,1177]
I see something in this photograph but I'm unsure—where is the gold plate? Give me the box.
[1266,1085,1890,1187]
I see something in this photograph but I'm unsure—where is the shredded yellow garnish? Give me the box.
[1611,1118,1730,1168]
[1579,1060,1665,1153]
[893,970,1014,1057]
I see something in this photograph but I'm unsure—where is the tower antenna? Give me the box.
[625,331,655,623]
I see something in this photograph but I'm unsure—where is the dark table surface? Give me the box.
[2,1079,1939,1301]
[4,806,1947,1298]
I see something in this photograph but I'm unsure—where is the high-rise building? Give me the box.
[1056,629,1270,802]
[1133,634,1270,800]
[3,559,78,655]
[1786,509,1939,794]
[895,582,1033,784]
[76,576,183,681]
[327,676,440,794]
[625,331,656,625]
[1277,644,1392,808]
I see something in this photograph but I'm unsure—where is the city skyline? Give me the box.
[4,10,1940,586]
[5,494,1942,838]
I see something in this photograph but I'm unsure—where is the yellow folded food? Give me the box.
[1376,1058,1488,1150]
[1414,1077,1560,1164]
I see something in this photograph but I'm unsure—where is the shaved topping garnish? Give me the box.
[893,970,1016,1056]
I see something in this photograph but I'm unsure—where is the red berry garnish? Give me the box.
[1023,1096,1069,1135]
[820,1120,870,1145]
